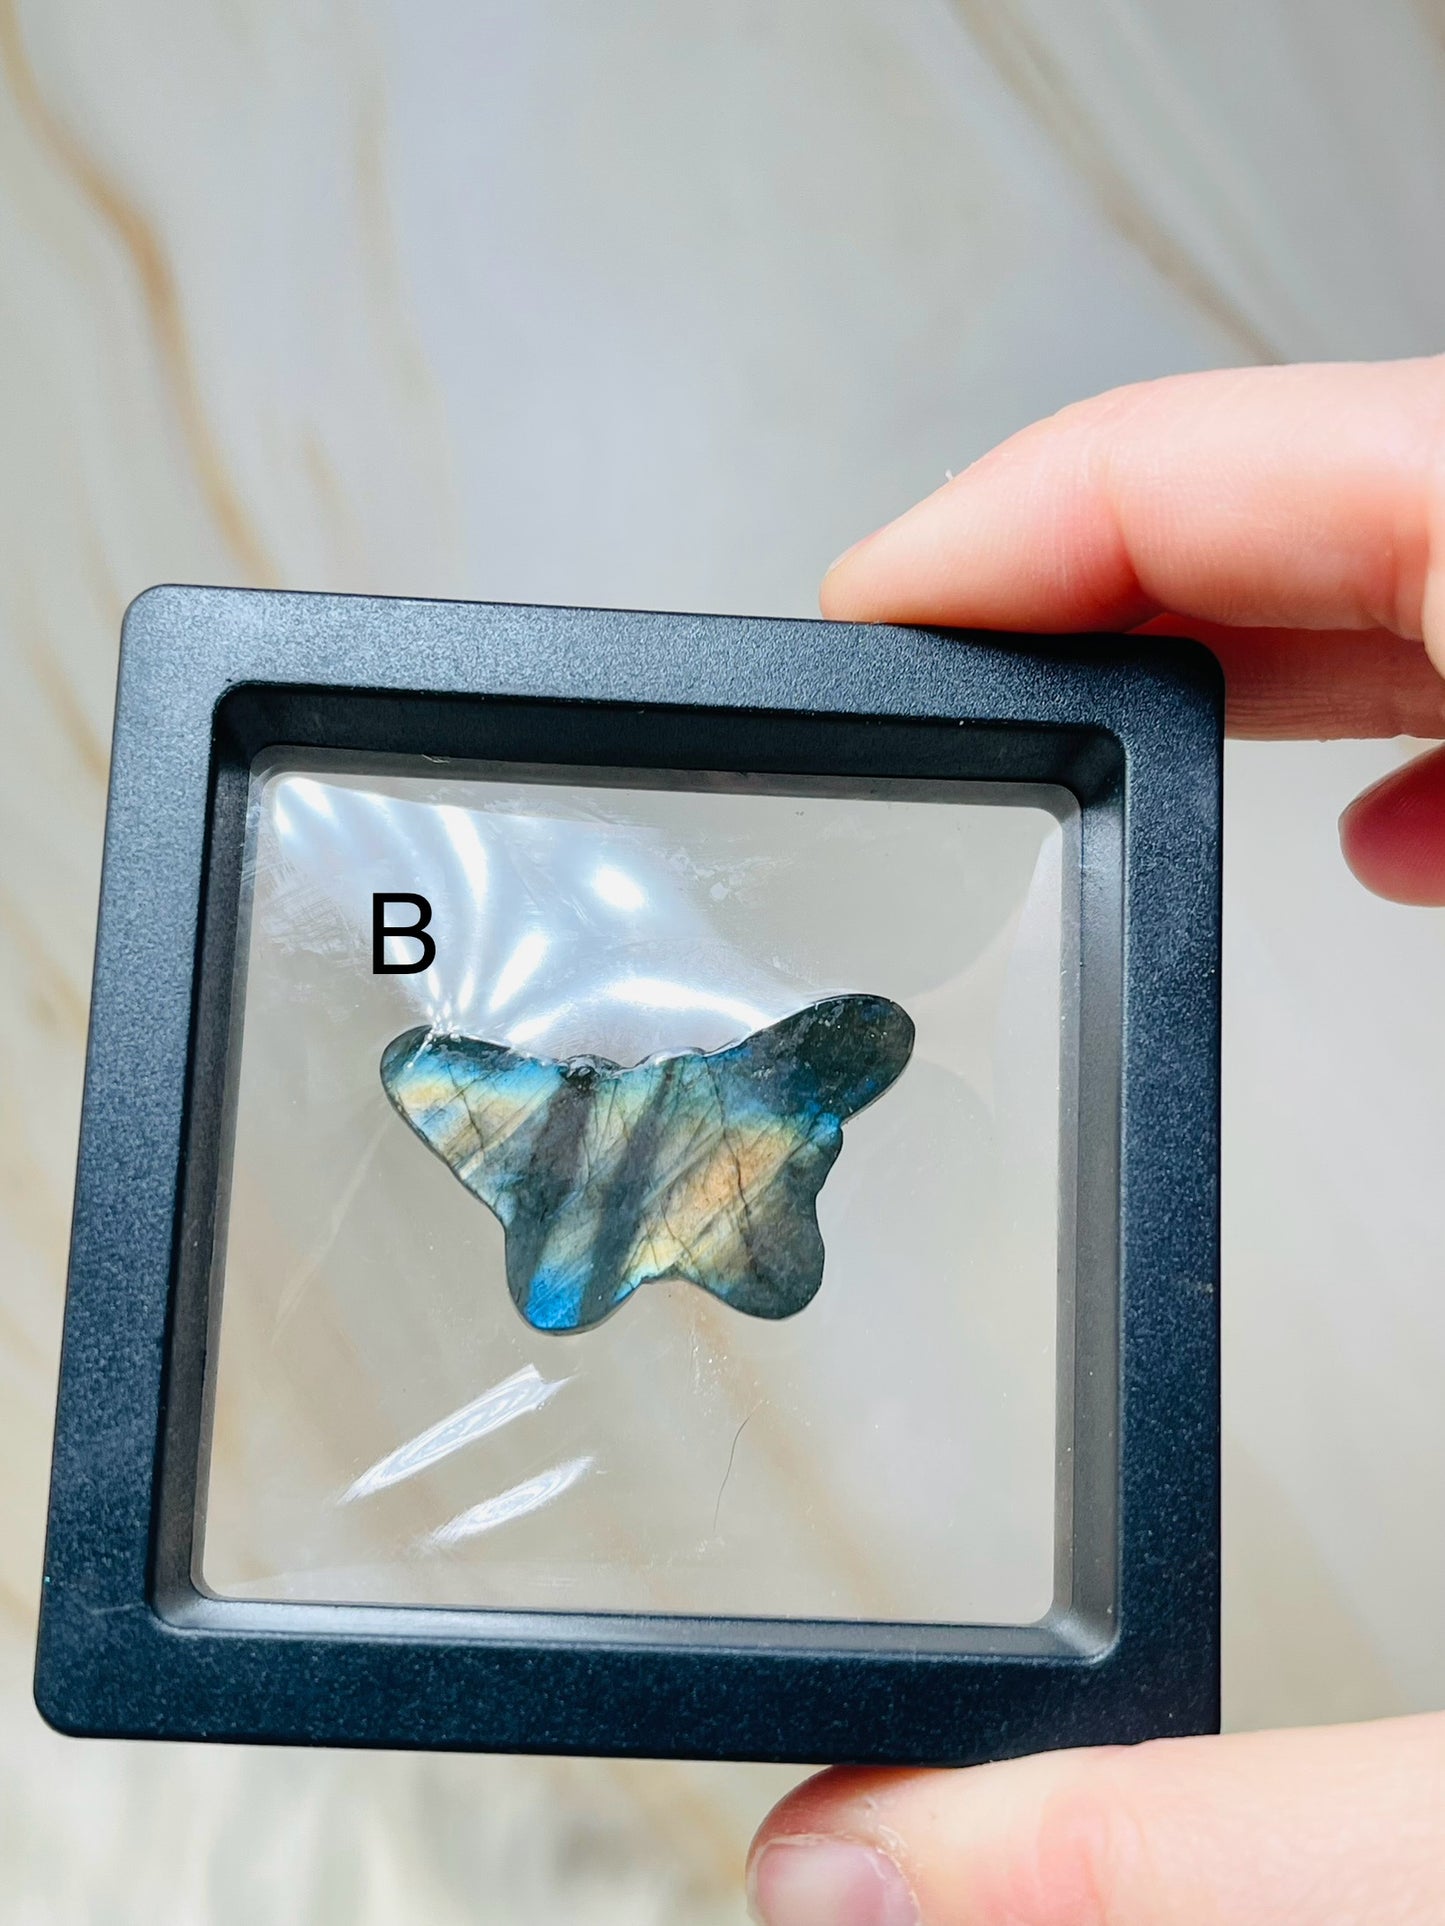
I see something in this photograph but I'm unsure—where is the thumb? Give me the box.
[746,1714,1445,1925]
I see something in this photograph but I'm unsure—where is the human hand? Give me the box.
[831,357,1445,900]
[746,359,1445,1924]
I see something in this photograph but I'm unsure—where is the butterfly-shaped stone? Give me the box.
[379,994,914,1333]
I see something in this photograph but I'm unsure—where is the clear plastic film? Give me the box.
[201,754,1071,1624]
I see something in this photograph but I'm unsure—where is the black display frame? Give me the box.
[36,586,1222,1765]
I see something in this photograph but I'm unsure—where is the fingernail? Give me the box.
[748,1836,919,1926]
[825,529,881,575]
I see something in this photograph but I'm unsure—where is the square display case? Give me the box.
[37,587,1222,1765]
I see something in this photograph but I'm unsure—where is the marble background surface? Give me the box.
[2,1,1443,1918]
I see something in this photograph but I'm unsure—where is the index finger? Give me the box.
[823,359,1445,739]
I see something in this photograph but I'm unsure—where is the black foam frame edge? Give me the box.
[35,586,1222,1766]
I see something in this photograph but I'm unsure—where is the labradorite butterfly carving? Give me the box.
[380,994,914,1333]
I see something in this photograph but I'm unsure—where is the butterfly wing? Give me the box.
[379,1027,571,1220]
[381,1027,645,1331]
[727,993,916,1124]
[664,993,915,1320]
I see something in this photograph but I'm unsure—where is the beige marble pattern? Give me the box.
[2,0,1443,1917]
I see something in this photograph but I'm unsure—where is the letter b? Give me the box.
[372,893,436,974]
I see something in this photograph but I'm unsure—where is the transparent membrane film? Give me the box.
[201,755,1073,1624]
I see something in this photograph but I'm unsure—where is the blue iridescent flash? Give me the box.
[379,994,914,1333]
